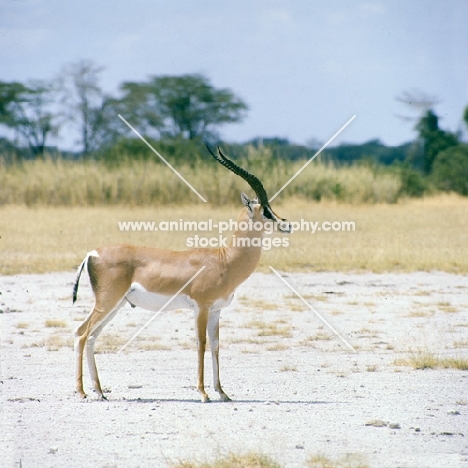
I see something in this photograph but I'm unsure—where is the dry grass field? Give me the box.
[1,194,467,275]
[0,157,403,206]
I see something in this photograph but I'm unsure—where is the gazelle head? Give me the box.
[207,146,291,234]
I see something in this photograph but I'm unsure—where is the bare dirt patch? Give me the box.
[1,271,467,467]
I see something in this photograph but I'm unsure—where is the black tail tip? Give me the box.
[72,284,78,304]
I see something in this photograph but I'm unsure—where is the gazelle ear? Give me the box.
[241,192,252,210]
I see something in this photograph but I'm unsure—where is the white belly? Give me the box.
[125,283,197,312]
[210,295,234,311]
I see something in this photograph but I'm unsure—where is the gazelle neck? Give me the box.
[221,208,264,275]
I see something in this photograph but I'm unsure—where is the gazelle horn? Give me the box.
[206,145,270,207]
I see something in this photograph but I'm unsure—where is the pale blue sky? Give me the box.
[1,0,467,149]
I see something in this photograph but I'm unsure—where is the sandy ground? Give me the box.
[1,270,467,468]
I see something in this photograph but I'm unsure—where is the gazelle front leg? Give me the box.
[208,309,231,402]
[195,308,210,402]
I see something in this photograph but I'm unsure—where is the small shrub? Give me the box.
[395,164,430,197]
[432,145,468,195]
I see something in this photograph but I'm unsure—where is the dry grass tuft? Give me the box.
[365,419,388,428]
[307,453,369,468]
[45,319,68,328]
[406,310,432,318]
[300,333,333,347]
[136,341,170,351]
[45,334,72,351]
[246,320,292,338]
[171,452,282,468]
[96,335,171,353]
[441,357,468,370]
[284,292,328,302]
[279,364,297,372]
[311,332,333,341]
[454,340,468,349]
[437,302,459,313]
[95,333,129,353]
[413,290,432,296]
[228,337,264,346]
[247,299,278,310]
[394,351,468,370]
[287,303,308,312]
[16,322,29,329]
[393,351,439,369]
[266,343,288,351]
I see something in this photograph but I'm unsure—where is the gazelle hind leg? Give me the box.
[86,299,126,399]
[75,308,105,399]
[74,297,125,399]
[208,309,231,402]
[195,308,210,402]
[74,320,89,399]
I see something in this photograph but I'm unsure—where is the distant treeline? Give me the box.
[1,59,468,199]
[0,134,412,166]
[226,137,411,166]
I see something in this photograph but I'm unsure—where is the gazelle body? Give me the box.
[73,148,290,401]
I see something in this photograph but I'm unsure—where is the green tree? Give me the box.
[0,80,59,156]
[415,109,458,174]
[0,81,27,126]
[118,74,248,141]
[117,81,163,138]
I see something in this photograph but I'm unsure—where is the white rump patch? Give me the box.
[125,282,197,312]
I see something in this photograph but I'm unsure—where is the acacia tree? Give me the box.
[58,59,106,155]
[119,74,248,141]
[0,80,59,156]
[0,81,28,135]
